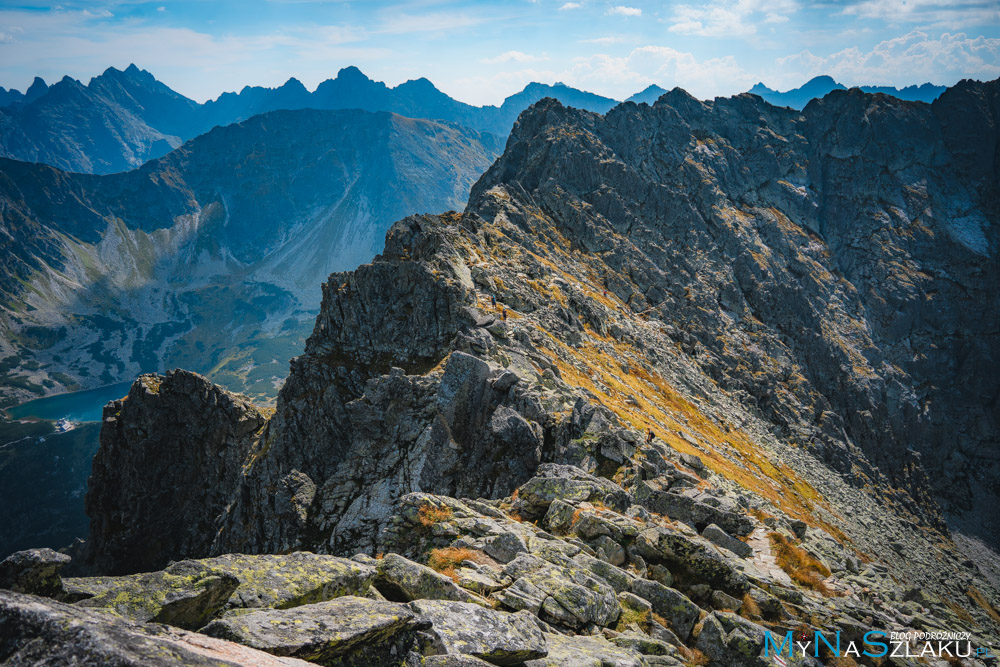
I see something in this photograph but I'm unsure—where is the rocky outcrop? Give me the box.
[72,79,1000,659]
[85,371,268,575]
[0,589,313,666]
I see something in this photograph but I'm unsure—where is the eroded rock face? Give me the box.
[85,370,268,574]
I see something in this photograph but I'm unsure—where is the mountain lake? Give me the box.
[5,382,133,423]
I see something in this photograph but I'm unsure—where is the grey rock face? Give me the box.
[374,554,485,605]
[701,524,753,558]
[85,371,268,575]
[0,548,70,597]
[409,599,547,665]
[0,588,313,666]
[201,596,426,665]
[70,559,239,629]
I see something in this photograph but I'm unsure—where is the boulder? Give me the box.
[200,552,375,609]
[0,548,70,597]
[0,589,311,666]
[201,596,425,665]
[701,524,752,558]
[69,559,239,629]
[524,632,646,666]
[630,579,700,640]
[410,599,547,665]
[375,553,485,604]
[496,557,620,629]
[515,465,627,517]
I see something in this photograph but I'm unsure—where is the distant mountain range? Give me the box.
[0,65,615,174]
[0,108,499,405]
[0,66,948,174]
[748,75,946,109]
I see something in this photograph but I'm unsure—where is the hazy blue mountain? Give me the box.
[626,84,669,104]
[0,108,500,406]
[749,75,946,109]
[0,65,629,174]
[0,67,197,173]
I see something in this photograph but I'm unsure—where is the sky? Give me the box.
[0,0,998,105]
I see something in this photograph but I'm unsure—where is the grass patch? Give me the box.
[417,504,453,527]
[739,593,761,620]
[617,606,651,632]
[677,646,710,666]
[427,547,491,581]
[768,532,835,597]
[967,587,1000,624]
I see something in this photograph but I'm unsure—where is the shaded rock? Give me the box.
[0,548,70,597]
[410,599,547,665]
[524,632,646,666]
[630,579,700,640]
[701,524,752,558]
[201,596,425,666]
[375,553,484,604]
[0,589,311,666]
[86,370,269,575]
[70,559,239,630]
[612,631,675,656]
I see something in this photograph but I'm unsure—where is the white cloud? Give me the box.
[668,0,797,37]
[840,0,1000,28]
[581,36,627,44]
[560,2,582,9]
[157,6,166,11]
[779,30,1000,87]
[568,45,755,100]
[481,50,545,65]
[377,12,483,35]
[0,8,382,102]
[609,6,641,17]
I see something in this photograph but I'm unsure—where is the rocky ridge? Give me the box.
[4,80,1000,664]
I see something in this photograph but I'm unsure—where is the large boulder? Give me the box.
[86,371,269,575]
[524,632,647,666]
[0,548,70,597]
[201,552,375,610]
[201,596,425,666]
[0,589,311,666]
[375,554,485,604]
[629,579,701,640]
[495,555,619,629]
[515,465,628,518]
[410,599,547,665]
[67,559,239,629]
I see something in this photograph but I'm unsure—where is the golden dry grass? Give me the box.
[768,532,835,597]
[967,586,1000,624]
[427,547,491,582]
[417,504,453,527]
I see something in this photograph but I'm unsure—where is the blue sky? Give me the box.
[0,0,998,104]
